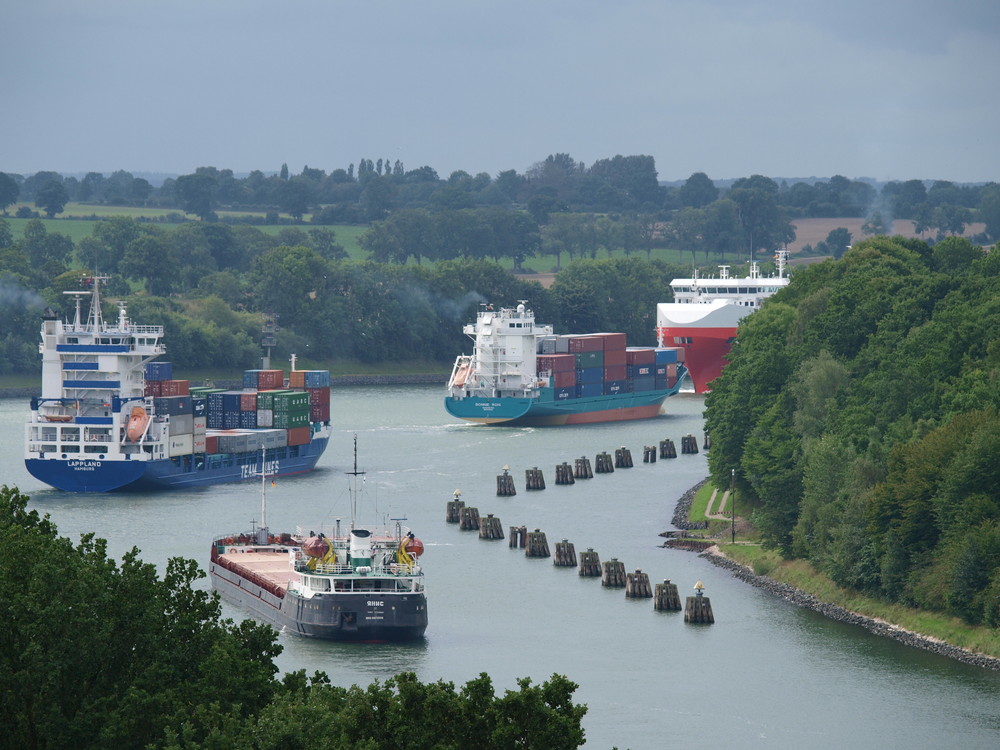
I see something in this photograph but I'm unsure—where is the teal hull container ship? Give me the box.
[445,302,687,426]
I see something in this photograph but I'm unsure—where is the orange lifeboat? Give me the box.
[126,406,150,442]
[452,364,470,388]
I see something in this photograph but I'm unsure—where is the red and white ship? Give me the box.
[656,251,789,393]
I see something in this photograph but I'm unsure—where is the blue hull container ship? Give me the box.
[24,276,331,493]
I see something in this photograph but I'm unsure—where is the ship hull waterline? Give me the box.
[26,437,329,493]
[444,387,682,427]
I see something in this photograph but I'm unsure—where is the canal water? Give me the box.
[3,386,999,749]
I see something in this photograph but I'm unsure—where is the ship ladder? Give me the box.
[396,542,415,572]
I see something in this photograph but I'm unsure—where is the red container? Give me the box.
[592,332,627,351]
[306,387,330,405]
[626,347,656,365]
[287,426,311,446]
[240,392,257,411]
[288,371,306,388]
[258,370,285,390]
[309,404,330,422]
[205,435,219,454]
[604,364,627,381]
[160,379,190,396]
[144,380,162,397]
[552,370,577,388]
[568,336,604,353]
[603,348,626,366]
[537,354,576,373]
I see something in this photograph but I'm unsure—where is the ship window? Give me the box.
[309,577,331,592]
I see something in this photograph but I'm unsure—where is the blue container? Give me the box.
[654,376,668,390]
[604,380,627,395]
[627,364,653,379]
[145,361,173,381]
[192,397,207,418]
[239,410,257,429]
[554,387,575,401]
[654,348,678,364]
[154,395,192,416]
[632,375,657,392]
[576,366,603,385]
[304,370,330,388]
[223,411,241,429]
[243,370,260,389]
[576,382,603,398]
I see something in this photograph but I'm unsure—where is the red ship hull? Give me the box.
[657,326,736,394]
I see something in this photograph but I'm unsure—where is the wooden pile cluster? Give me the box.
[659,439,677,459]
[602,558,627,588]
[553,539,577,567]
[554,462,575,485]
[625,569,653,598]
[526,529,550,557]
[525,467,546,490]
[459,506,480,530]
[614,447,633,468]
[508,525,527,548]
[479,513,504,540]
[595,452,615,473]
[681,434,699,454]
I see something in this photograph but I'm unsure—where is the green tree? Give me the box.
[679,171,718,208]
[34,180,70,217]
[0,484,281,750]
[976,183,1000,241]
[825,227,852,259]
[728,177,792,258]
[175,172,218,220]
[0,172,19,213]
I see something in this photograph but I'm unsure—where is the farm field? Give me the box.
[787,217,986,253]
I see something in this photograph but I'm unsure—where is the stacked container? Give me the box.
[654,347,684,390]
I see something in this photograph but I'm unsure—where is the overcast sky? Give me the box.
[4,0,999,184]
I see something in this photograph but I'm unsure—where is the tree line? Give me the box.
[3,157,998,250]
[0,485,587,750]
[703,234,1000,627]
[0,215,689,376]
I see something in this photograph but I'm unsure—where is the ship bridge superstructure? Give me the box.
[447,301,553,399]
[26,276,168,469]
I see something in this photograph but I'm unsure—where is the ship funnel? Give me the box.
[350,528,372,569]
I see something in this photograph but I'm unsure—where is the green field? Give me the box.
[4,203,733,270]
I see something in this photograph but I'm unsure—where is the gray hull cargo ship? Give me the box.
[209,440,427,642]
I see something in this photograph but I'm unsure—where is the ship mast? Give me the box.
[346,433,365,529]
[255,447,273,543]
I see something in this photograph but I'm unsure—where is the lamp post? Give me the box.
[730,468,736,544]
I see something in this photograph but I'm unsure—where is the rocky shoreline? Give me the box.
[669,480,1000,672]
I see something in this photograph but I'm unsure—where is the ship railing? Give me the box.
[297,560,420,577]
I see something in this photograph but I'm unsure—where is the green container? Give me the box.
[574,350,605,368]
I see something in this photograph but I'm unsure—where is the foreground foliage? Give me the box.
[706,236,1000,626]
[0,486,586,749]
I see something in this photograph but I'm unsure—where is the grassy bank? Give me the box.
[677,482,1000,659]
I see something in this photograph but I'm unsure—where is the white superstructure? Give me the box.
[657,251,790,333]
[447,301,552,399]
